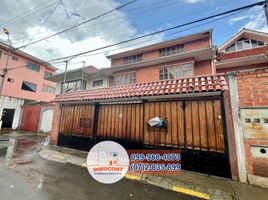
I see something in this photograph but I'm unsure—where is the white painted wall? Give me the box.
[39,108,54,133]
[0,95,24,129]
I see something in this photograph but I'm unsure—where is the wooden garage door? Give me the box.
[59,104,95,137]
[97,103,143,143]
[143,99,225,153]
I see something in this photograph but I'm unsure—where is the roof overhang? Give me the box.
[105,47,215,73]
[216,54,268,69]
[0,41,57,71]
[106,29,212,59]
[218,29,268,52]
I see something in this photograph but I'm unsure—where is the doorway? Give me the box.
[1,108,15,129]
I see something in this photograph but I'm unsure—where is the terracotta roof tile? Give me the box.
[54,74,228,102]
[216,46,268,61]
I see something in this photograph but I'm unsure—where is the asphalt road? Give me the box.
[0,133,199,200]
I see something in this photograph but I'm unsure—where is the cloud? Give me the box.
[0,0,164,71]
[182,0,207,3]
[229,15,249,25]
[243,7,267,32]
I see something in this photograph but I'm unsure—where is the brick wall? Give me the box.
[236,69,268,107]
[111,37,210,67]
[111,59,213,85]
[50,103,60,145]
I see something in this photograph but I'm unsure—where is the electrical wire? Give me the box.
[15,0,139,49]
[0,0,59,27]
[45,1,266,63]
[22,0,62,50]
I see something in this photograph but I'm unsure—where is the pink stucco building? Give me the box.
[0,41,57,130]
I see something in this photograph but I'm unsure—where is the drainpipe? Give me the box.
[81,61,85,90]
[228,73,247,183]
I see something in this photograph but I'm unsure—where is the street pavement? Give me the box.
[0,133,199,200]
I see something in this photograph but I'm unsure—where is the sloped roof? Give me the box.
[54,74,228,103]
[218,29,268,52]
[216,45,268,61]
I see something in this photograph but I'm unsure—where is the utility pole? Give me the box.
[0,28,12,95]
[81,61,86,90]
[264,0,268,27]
[62,60,69,93]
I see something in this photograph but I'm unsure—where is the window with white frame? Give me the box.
[159,63,193,80]
[123,54,142,64]
[159,44,184,57]
[42,85,55,94]
[225,38,265,52]
[114,72,136,86]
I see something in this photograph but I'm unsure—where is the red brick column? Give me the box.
[50,103,61,145]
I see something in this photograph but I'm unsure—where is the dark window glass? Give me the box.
[44,71,52,78]
[12,56,18,61]
[245,118,251,123]
[21,81,37,92]
[61,80,86,93]
[26,61,40,72]
[254,118,260,123]
[159,44,184,57]
[92,80,103,87]
[264,119,268,123]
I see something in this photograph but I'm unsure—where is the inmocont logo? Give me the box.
[86,141,130,184]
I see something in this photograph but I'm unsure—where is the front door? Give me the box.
[1,109,15,129]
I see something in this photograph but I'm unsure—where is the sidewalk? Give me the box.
[39,145,268,200]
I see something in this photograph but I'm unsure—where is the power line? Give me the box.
[15,0,139,49]
[0,0,58,27]
[22,0,62,50]
[49,8,247,65]
[46,0,266,63]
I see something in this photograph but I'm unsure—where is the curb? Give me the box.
[40,149,236,200]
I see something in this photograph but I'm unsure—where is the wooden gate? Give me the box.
[96,103,143,148]
[143,98,230,177]
[58,104,95,150]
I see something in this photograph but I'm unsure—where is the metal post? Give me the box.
[264,0,268,27]
[81,61,85,90]
[0,30,12,95]
[62,60,68,93]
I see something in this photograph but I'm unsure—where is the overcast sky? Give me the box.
[0,0,266,72]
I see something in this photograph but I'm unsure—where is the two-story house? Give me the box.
[0,41,57,130]
[48,65,110,95]
[107,29,215,85]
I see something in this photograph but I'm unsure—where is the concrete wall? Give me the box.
[0,49,56,102]
[39,108,54,133]
[0,95,24,129]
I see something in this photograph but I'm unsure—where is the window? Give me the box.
[21,81,37,92]
[7,78,14,83]
[159,44,184,57]
[114,72,136,86]
[123,54,142,64]
[159,63,193,80]
[61,79,86,93]
[26,61,40,72]
[225,39,266,52]
[92,80,103,87]
[44,71,52,78]
[12,56,18,61]
[42,85,55,94]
